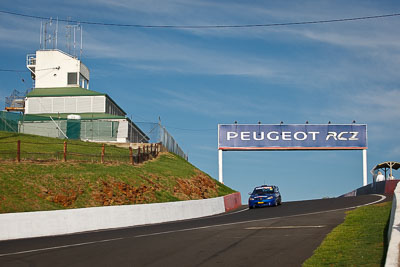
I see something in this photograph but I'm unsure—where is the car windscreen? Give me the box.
[253,188,274,194]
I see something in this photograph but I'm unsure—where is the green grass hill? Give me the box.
[0,131,235,214]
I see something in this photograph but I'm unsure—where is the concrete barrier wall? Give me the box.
[0,193,241,241]
[385,183,400,267]
[223,192,242,212]
[341,180,400,198]
[385,181,400,195]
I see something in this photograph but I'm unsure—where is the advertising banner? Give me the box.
[218,124,367,150]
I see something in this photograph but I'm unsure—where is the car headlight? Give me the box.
[267,196,274,199]
[249,198,254,201]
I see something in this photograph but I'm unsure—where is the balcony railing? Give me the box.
[26,54,36,66]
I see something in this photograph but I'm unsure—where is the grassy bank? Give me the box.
[303,201,391,266]
[0,132,235,213]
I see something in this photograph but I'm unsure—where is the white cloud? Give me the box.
[81,27,281,78]
[348,89,400,122]
[152,88,285,118]
[316,87,400,146]
[0,16,39,49]
[1,0,399,88]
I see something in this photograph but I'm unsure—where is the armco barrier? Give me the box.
[0,192,241,241]
[223,192,242,212]
[385,183,400,267]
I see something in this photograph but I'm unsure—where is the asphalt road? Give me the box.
[0,194,386,267]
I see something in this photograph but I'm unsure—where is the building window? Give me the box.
[68,72,78,85]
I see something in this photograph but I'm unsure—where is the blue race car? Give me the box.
[248,185,282,209]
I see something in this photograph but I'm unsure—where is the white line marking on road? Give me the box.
[0,194,386,257]
[0,237,125,257]
[245,225,326,230]
[208,207,249,217]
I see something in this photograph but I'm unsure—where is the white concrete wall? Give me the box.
[385,184,400,267]
[34,50,89,89]
[25,96,106,114]
[0,197,226,241]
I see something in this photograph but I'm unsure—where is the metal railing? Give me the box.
[26,54,36,66]
[0,111,188,161]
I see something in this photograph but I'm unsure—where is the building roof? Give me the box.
[22,113,125,121]
[371,162,400,172]
[26,87,105,97]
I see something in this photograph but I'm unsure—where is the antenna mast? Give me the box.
[40,18,58,50]
[66,19,83,59]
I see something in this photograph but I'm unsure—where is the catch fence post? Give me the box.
[17,140,21,162]
[63,141,67,162]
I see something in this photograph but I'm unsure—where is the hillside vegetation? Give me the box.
[0,131,235,213]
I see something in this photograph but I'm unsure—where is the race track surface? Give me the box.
[0,194,386,267]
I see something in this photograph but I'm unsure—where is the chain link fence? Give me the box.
[0,112,188,161]
[136,122,187,160]
[0,111,21,132]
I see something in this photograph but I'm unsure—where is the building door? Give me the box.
[67,119,81,140]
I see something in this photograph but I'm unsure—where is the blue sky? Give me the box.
[1,0,400,202]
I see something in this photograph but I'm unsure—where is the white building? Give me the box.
[21,49,148,143]
[27,49,90,89]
